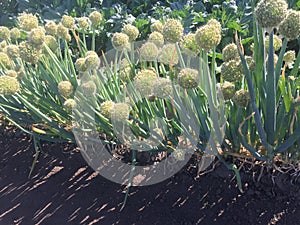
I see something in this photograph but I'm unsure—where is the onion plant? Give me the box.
[223,0,300,163]
[0,0,299,196]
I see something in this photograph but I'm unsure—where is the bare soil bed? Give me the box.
[0,125,299,225]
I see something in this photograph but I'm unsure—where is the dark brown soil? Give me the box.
[0,125,300,225]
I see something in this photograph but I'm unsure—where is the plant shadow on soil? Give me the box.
[0,126,300,225]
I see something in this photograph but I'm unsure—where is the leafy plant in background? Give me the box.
[0,0,18,27]
[0,0,258,55]
[6,0,99,20]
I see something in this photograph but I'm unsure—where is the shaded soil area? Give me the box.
[0,126,300,225]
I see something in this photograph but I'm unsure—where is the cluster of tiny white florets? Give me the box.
[110,103,130,122]
[112,32,130,51]
[85,51,100,70]
[151,21,163,33]
[18,41,42,64]
[100,100,115,119]
[0,26,10,40]
[0,75,20,95]
[152,77,173,99]
[18,13,39,31]
[57,23,71,42]
[0,52,13,68]
[0,40,7,49]
[44,35,59,52]
[77,17,90,30]
[122,24,139,42]
[28,27,46,47]
[157,44,179,66]
[195,19,222,51]
[133,69,158,96]
[80,80,97,96]
[180,33,199,57]
[140,42,158,61]
[58,81,73,97]
[64,99,77,110]
[233,89,250,108]
[45,21,57,36]
[265,35,282,51]
[254,0,288,28]
[10,28,21,40]
[222,43,239,62]
[278,9,300,40]
[219,82,236,100]
[89,11,103,27]
[177,68,200,89]
[5,45,20,59]
[162,19,184,43]
[61,15,75,29]
[75,51,100,72]
[148,31,164,47]
[221,59,243,82]
[283,50,296,64]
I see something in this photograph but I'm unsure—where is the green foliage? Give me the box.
[0,0,299,191]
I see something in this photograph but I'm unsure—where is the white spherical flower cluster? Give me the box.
[254,0,288,28]
[157,44,179,66]
[195,19,222,51]
[112,32,130,51]
[140,42,158,61]
[122,24,139,42]
[162,19,184,43]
